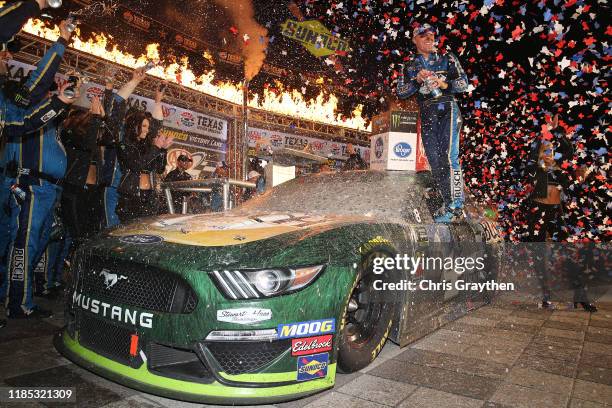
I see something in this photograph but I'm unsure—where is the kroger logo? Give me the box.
[374,137,384,159]
[393,142,412,158]
[118,235,164,244]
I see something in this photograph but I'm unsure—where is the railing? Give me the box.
[160,179,256,214]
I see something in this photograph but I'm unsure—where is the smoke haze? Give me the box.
[212,0,269,80]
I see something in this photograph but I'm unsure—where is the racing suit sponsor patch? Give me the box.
[297,353,329,381]
[452,169,463,200]
[40,109,57,123]
[10,248,26,281]
[291,335,333,356]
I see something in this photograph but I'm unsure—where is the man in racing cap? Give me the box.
[396,23,469,223]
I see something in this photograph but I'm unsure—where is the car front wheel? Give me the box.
[337,249,397,373]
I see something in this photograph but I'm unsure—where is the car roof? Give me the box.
[237,170,427,223]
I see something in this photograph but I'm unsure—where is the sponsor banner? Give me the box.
[370,132,417,171]
[278,318,336,339]
[390,111,418,133]
[296,353,329,382]
[291,335,333,356]
[217,308,272,324]
[248,127,370,163]
[281,19,350,57]
[6,60,227,141]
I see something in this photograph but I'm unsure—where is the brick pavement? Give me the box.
[1,293,611,408]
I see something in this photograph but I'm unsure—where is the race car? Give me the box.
[55,170,504,405]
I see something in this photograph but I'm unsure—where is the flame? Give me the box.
[22,19,370,131]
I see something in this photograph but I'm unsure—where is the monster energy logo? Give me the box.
[391,113,401,129]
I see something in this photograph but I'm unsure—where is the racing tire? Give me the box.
[337,248,398,373]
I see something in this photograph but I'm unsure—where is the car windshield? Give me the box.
[237,170,425,221]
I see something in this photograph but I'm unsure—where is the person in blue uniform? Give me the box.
[0,0,53,52]
[396,23,469,223]
[1,20,77,318]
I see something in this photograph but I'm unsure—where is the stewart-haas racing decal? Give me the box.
[291,335,333,356]
[296,353,329,381]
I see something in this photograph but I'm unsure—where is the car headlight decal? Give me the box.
[209,265,325,299]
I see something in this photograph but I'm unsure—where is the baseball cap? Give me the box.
[177,154,192,162]
[413,23,437,37]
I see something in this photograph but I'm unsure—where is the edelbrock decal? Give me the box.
[217,308,272,324]
[291,335,333,356]
[118,234,164,244]
[297,353,329,381]
[278,318,335,339]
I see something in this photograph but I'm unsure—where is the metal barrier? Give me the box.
[160,179,256,214]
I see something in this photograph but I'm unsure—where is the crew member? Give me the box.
[342,143,366,170]
[164,154,193,212]
[0,0,53,53]
[1,21,76,316]
[396,23,469,223]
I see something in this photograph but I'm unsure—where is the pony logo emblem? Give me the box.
[100,269,128,289]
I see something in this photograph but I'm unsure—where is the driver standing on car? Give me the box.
[396,23,469,223]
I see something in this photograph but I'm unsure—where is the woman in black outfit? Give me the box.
[60,96,105,243]
[116,85,173,222]
[524,115,597,312]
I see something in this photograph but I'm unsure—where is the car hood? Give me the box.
[108,212,375,247]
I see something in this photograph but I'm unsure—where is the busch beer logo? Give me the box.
[452,169,463,199]
[393,142,412,158]
[10,248,25,281]
[278,318,335,339]
[100,269,128,289]
[180,112,195,127]
[291,335,333,356]
[374,137,384,159]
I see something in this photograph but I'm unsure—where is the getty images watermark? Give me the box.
[371,254,515,292]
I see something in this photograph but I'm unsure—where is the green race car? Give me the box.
[55,170,503,405]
